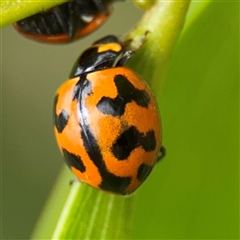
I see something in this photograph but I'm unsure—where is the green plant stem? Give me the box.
[31,167,135,240]
[51,182,134,239]
[127,0,191,92]
[0,0,67,27]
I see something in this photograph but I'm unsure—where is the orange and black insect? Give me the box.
[54,35,164,195]
[13,0,115,44]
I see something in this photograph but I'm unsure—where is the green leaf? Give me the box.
[132,1,239,239]
[0,0,67,27]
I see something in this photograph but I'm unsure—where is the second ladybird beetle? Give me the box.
[53,35,164,195]
[13,0,115,44]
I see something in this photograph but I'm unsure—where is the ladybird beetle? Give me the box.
[13,0,115,44]
[53,35,164,195]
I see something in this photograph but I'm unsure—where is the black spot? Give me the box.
[99,175,131,194]
[97,74,150,116]
[62,148,86,173]
[55,109,69,133]
[97,96,125,116]
[112,126,156,160]
[112,126,140,160]
[139,130,157,152]
[75,75,132,194]
[53,93,59,123]
[53,94,69,133]
[137,163,153,182]
[114,74,150,108]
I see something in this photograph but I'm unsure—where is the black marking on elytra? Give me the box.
[53,94,69,133]
[53,93,59,123]
[55,109,69,133]
[96,96,124,116]
[72,82,81,101]
[62,148,86,173]
[73,77,92,100]
[99,175,131,194]
[97,74,150,116]
[137,163,153,182]
[112,126,156,160]
[75,75,132,194]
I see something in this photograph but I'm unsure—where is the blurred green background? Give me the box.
[2,1,239,239]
